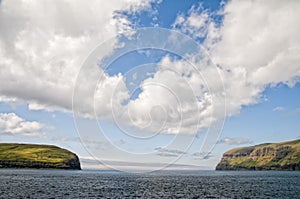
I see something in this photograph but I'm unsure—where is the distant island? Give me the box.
[0,143,81,170]
[216,139,300,171]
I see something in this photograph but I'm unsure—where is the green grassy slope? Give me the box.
[0,143,81,170]
[216,139,300,170]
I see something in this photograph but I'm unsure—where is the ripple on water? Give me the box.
[0,170,299,198]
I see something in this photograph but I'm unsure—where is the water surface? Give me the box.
[0,169,299,198]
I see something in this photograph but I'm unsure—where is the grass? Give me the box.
[0,143,80,169]
[218,139,300,170]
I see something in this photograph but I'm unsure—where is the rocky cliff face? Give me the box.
[0,143,81,170]
[216,139,300,171]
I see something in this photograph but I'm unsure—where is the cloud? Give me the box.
[50,135,108,150]
[210,0,300,111]
[113,0,300,135]
[211,0,300,87]
[137,0,300,134]
[1,0,299,137]
[0,0,154,118]
[0,113,45,137]
[173,3,222,48]
[154,147,215,159]
[192,152,214,159]
[217,137,253,145]
[273,106,285,112]
[277,107,300,117]
[155,147,187,157]
[119,60,214,134]
[172,4,214,40]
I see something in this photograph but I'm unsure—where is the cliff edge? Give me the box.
[216,139,300,171]
[0,143,81,170]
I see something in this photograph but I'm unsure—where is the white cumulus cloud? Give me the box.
[173,5,211,39]
[1,0,299,137]
[0,113,45,137]
[0,0,153,118]
[212,0,300,87]
[141,0,300,134]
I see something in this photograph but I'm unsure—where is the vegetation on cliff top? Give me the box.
[0,143,81,170]
[216,139,300,170]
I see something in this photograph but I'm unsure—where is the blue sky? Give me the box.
[0,0,299,171]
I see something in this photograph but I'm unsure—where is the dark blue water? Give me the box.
[0,169,299,198]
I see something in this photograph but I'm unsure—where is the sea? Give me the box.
[0,169,299,198]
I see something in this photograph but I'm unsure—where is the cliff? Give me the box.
[216,139,300,171]
[0,143,81,170]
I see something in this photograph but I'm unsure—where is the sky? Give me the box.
[0,0,300,171]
